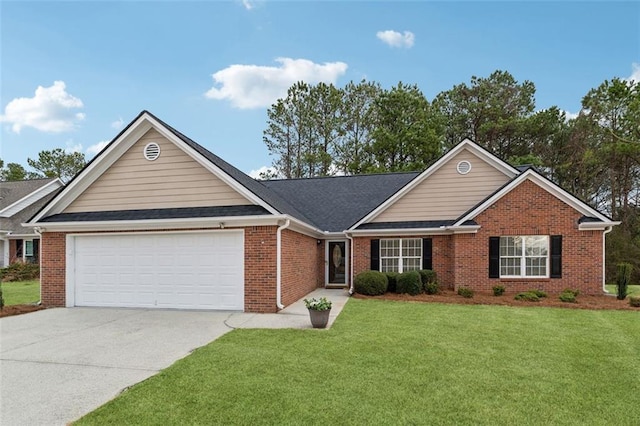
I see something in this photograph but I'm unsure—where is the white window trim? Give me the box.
[380,238,422,273]
[499,236,550,278]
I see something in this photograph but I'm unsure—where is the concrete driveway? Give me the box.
[0,308,236,425]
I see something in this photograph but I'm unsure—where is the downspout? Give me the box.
[602,226,613,294]
[33,227,43,305]
[276,219,291,310]
[345,232,355,294]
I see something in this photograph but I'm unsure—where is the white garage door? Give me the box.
[70,231,244,310]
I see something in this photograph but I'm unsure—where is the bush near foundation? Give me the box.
[396,271,422,295]
[384,272,400,293]
[354,271,388,296]
[0,262,40,282]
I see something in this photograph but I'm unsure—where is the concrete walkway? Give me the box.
[227,288,350,329]
[0,288,350,426]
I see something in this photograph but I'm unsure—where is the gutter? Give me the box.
[33,227,43,305]
[603,226,613,294]
[276,218,291,310]
[345,232,354,295]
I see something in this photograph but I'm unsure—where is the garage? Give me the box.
[68,231,244,310]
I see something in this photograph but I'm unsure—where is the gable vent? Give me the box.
[456,160,472,175]
[143,142,161,161]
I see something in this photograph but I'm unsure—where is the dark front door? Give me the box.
[327,241,347,286]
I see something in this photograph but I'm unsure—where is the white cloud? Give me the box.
[205,57,348,109]
[65,140,83,153]
[86,140,110,157]
[0,81,85,133]
[376,30,415,48]
[627,62,640,83]
[248,165,278,179]
[563,110,579,121]
[111,117,124,129]
[242,0,253,10]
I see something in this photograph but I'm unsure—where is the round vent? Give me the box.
[143,142,161,161]
[456,160,472,175]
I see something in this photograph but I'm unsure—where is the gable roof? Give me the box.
[0,178,60,214]
[263,172,418,232]
[28,111,317,229]
[349,139,520,230]
[453,168,618,228]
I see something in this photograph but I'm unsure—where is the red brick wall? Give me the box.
[280,229,323,307]
[40,232,66,307]
[39,226,280,313]
[353,235,454,288]
[244,226,278,313]
[454,180,604,295]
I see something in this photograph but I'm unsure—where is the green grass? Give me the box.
[77,299,640,425]
[605,284,640,297]
[1,280,39,305]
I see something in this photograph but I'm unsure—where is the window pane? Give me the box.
[25,241,34,257]
[381,258,399,273]
[381,239,400,257]
[500,257,521,276]
[525,257,547,277]
[525,236,548,256]
[403,257,421,271]
[402,239,421,256]
[500,236,522,257]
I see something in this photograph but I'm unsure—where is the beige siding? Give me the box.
[372,149,510,222]
[65,129,253,213]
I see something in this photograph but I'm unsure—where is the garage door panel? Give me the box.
[73,232,244,310]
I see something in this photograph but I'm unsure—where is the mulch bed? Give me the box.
[354,290,640,311]
[0,304,45,318]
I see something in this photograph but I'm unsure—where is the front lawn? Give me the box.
[77,299,640,425]
[1,280,39,305]
[606,284,640,297]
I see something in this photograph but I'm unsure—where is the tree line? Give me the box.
[0,149,86,184]
[262,71,639,282]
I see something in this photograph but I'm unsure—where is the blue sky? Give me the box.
[1,1,638,177]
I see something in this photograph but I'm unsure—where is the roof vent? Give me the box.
[456,160,471,175]
[143,142,161,161]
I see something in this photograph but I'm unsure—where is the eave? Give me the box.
[346,225,481,237]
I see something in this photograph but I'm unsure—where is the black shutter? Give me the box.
[489,237,500,278]
[550,235,562,278]
[370,239,380,271]
[422,238,433,270]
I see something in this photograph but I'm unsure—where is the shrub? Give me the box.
[616,263,632,300]
[0,262,40,282]
[418,269,437,285]
[515,292,540,302]
[529,289,547,298]
[457,287,474,298]
[396,271,422,295]
[559,291,577,303]
[424,281,440,295]
[418,270,439,294]
[563,288,580,297]
[354,271,388,296]
[630,296,640,308]
[384,272,400,293]
[492,285,505,296]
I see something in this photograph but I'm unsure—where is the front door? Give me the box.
[326,240,348,287]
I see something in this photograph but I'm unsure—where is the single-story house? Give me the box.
[26,111,619,312]
[1,178,63,267]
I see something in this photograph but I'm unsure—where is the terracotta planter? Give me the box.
[308,308,331,328]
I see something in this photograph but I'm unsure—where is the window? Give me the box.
[499,236,548,278]
[24,240,34,257]
[380,238,422,273]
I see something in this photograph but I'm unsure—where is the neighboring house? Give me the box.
[1,178,63,267]
[25,111,619,313]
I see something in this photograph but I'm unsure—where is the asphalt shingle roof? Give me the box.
[40,205,270,222]
[263,172,418,232]
[1,188,61,233]
[0,178,57,210]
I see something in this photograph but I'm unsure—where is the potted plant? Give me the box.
[303,297,332,328]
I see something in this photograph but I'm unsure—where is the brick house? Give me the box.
[1,178,63,267]
[26,111,619,313]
